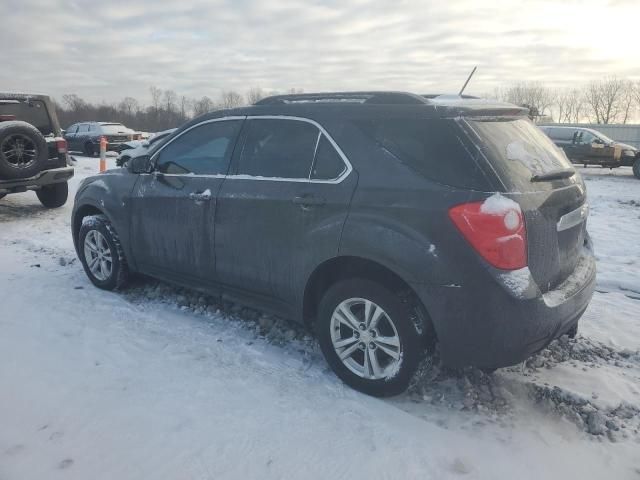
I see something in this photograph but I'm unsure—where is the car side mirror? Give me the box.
[593,138,604,145]
[129,155,153,174]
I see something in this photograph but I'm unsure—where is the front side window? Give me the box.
[156,120,242,175]
[311,135,347,180]
[236,119,319,178]
[578,131,596,144]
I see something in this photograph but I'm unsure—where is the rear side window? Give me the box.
[78,124,90,133]
[0,99,53,135]
[311,135,347,180]
[352,118,489,190]
[236,119,319,178]
[156,120,241,175]
[467,118,574,192]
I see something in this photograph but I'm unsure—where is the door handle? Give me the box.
[189,191,212,202]
[292,194,326,208]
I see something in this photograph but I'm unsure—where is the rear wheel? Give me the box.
[316,278,425,397]
[36,182,68,208]
[78,215,129,290]
[633,158,640,179]
[0,194,5,201]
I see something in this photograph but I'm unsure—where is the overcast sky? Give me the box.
[2,0,639,104]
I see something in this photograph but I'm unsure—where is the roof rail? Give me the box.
[422,94,480,99]
[254,91,428,106]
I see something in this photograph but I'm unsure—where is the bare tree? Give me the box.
[118,97,139,116]
[220,90,244,109]
[192,96,216,117]
[583,77,627,124]
[149,86,163,113]
[554,89,585,123]
[163,89,178,114]
[497,82,555,120]
[180,95,190,118]
[62,94,87,111]
[246,87,265,105]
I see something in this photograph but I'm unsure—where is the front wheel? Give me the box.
[78,215,129,290]
[633,158,640,179]
[36,182,68,208]
[316,279,425,397]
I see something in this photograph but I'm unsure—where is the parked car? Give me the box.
[540,125,640,178]
[64,122,134,156]
[0,93,74,207]
[72,92,595,396]
[116,128,176,167]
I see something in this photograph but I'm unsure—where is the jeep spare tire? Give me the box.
[0,121,48,180]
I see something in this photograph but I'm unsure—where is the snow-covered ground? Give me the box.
[1,159,639,479]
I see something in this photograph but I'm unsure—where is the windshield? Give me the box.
[466,118,575,191]
[100,124,129,134]
[592,130,615,144]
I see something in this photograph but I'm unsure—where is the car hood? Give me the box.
[615,142,637,152]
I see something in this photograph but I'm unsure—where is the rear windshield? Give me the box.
[466,118,574,191]
[351,118,490,190]
[100,124,129,134]
[0,99,53,135]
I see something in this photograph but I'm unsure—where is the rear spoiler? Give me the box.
[428,98,529,118]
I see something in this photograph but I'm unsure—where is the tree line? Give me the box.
[54,78,640,133]
[489,77,640,124]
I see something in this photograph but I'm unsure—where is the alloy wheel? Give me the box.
[83,230,113,281]
[1,134,38,169]
[330,298,402,380]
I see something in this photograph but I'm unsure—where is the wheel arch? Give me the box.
[72,203,109,255]
[302,255,435,341]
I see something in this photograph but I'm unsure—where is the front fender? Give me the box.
[72,171,138,268]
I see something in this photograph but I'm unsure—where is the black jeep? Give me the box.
[0,93,74,207]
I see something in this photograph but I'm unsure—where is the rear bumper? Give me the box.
[0,167,74,193]
[411,247,596,369]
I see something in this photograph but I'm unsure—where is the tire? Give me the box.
[78,214,129,290]
[316,278,426,397]
[633,158,640,179]
[0,121,48,179]
[0,193,5,201]
[84,142,95,157]
[36,181,68,208]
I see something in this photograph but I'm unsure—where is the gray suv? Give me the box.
[71,92,596,396]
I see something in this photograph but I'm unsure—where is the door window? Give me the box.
[578,131,596,145]
[311,135,347,180]
[236,119,319,179]
[78,124,90,133]
[156,120,242,175]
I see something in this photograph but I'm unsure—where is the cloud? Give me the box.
[1,0,638,104]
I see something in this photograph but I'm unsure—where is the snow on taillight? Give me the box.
[448,194,527,270]
[55,138,67,154]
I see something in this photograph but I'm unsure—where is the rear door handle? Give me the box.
[293,195,325,208]
[189,191,212,202]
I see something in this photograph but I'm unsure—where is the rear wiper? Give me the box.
[531,168,575,182]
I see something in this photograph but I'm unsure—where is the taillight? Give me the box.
[448,196,527,270]
[55,138,68,154]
